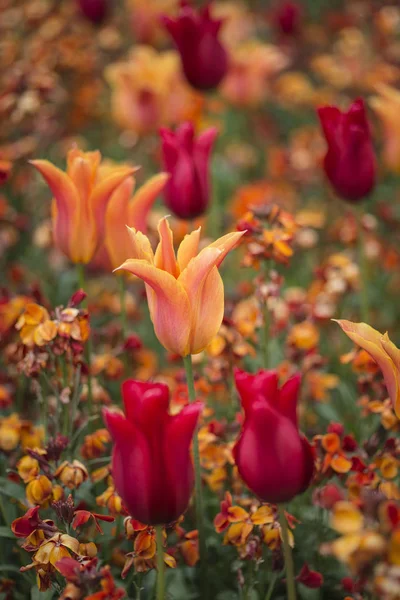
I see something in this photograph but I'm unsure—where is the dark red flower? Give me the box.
[77,0,109,24]
[162,2,228,90]
[233,368,314,504]
[160,122,217,219]
[296,563,324,588]
[313,483,344,509]
[274,1,302,36]
[11,506,41,538]
[318,98,376,202]
[103,380,203,525]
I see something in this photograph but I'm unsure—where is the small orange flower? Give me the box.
[34,533,80,570]
[54,460,89,490]
[26,475,53,506]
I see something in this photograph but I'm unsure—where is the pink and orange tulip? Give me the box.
[335,319,400,418]
[115,217,245,356]
[103,171,169,271]
[30,148,135,264]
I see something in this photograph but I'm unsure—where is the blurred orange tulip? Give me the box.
[116,217,245,355]
[104,172,169,271]
[370,85,400,174]
[335,319,400,418]
[31,148,135,264]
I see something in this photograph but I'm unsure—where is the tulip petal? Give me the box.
[125,227,154,263]
[380,333,400,417]
[335,320,400,417]
[122,379,170,432]
[104,177,135,270]
[178,247,224,354]
[234,368,279,414]
[90,166,136,238]
[116,259,191,355]
[30,160,80,258]
[129,173,169,232]
[279,373,302,426]
[208,230,246,266]
[154,217,179,277]
[177,227,201,271]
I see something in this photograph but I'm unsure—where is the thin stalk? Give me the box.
[68,365,81,453]
[356,212,369,322]
[155,525,165,600]
[182,355,207,582]
[76,263,94,428]
[278,505,296,600]
[262,300,270,369]
[118,275,128,339]
[264,573,277,600]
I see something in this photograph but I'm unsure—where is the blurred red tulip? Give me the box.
[233,368,314,503]
[77,0,109,24]
[160,122,217,219]
[103,380,203,524]
[162,2,228,90]
[318,98,376,202]
[274,1,302,36]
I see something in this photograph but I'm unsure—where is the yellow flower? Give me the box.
[34,534,80,569]
[54,460,89,490]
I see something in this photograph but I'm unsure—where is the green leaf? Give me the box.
[31,587,54,600]
[0,477,26,502]
[0,526,15,539]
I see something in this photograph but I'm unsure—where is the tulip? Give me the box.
[77,0,109,23]
[370,84,400,174]
[115,217,244,355]
[103,171,169,270]
[162,1,228,90]
[103,379,203,524]
[274,1,302,36]
[160,123,217,220]
[233,368,314,503]
[334,319,400,418]
[317,98,376,202]
[31,148,134,264]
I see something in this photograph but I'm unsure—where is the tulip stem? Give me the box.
[356,211,369,322]
[76,263,94,429]
[278,505,296,600]
[264,573,277,600]
[155,525,165,600]
[182,354,208,590]
[118,275,128,339]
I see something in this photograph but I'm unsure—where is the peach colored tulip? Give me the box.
[115,217,245,356]
[335,319,400,418]
[30,148,135,264]
[370,85,400,174]
[104,171,169,270]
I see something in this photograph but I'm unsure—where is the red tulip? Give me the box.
[233,368,314,504]
[162,1,228,90]
[274,2,302,36]
[318,98,376,202]
[77,0,109,24]
[160,122,217,219]
[103,380,203,525]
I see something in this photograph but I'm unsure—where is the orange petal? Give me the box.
[129,173,169,233]
[177,228,201,271]
[116,259,191,355]
[154,217,179,277]
[125,227,154,263]
[30,160,80,259]
[335,320,400,419]
[208,230,245,267]
[178,247,224,354]
[90,166,136,239]
[104,177,135,270]
[227,506,249,522]
[380,333,400,417]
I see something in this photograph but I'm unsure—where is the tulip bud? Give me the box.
[317,98,376,202]
[103,379,203,524]
[162,2,228,90]
[77,0,109,24]
[233,368,314,504]
[160,123,217,219]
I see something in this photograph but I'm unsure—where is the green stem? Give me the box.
[262,300,270,369]
[118,275,128,339]
[264,573,277,600]
[182,355,207,584]
[76,263,94,428]
[278,505,296,600]
[356,211,369,322]
[68,365,81,453]
[155,525,165,600]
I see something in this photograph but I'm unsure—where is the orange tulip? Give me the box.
[104,171,169,270]
[370,85,400,174]
[335,319,400,418]
[116,217,245,355]
[30,148,135,264]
